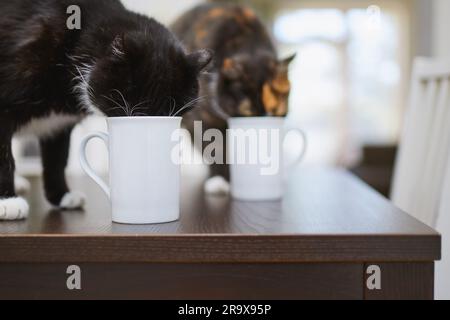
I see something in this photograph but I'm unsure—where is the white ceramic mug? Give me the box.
[227,117,306,201]
[80,117,181,224]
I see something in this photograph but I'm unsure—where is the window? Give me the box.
[274,1,410,166]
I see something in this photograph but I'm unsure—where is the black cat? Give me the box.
[0,0,212,220]
[172,3,294,192]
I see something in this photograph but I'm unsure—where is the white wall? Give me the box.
[432,0,450,58]
[121,0,203,24]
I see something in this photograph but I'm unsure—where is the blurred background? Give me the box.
[13,0,449,196]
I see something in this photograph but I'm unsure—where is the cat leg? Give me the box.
[0,132,29,220]
[196,126,231,195]
[40,126,86,209]
[204,176,230,195]
[204,164,230,196]
[14,175,31,194]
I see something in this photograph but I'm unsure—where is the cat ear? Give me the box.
[188,49,213,72]
[278,53,297,72]
[111,34,126,57]
[280,53,297,66]
[221,57,244,80]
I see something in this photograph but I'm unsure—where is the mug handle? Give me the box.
[79,132,111,198]
[284,127,307,169]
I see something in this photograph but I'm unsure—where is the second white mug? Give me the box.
[227,117,306,201]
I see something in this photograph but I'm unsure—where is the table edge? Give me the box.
[0,234,441,263]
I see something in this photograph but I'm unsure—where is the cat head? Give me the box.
[216,51,295,117]
[83,30,212,117]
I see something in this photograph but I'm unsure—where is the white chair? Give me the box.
[391,57,450,300]
[392,57,450,225]
[435,152,450,300]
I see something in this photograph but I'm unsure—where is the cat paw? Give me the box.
[15,175,31,195]
[59,191,86,210]
[0,197,29,221]
[204,176,230,195]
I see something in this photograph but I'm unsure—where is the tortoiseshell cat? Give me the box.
[172,3,295,193]
[0,0,212,220]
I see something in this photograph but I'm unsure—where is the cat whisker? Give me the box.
[168,97,177,117]
[109,106,131,114]
[130,99,152,116]
[132,99,151,110]
[172,101,198,117]
[130,107,147,116]
[111,89,131,115]
[172,95,206,117]
[101,94,129,116]
[133,112,148,117]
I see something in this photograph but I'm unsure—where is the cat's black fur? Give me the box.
[0,0,211,216]
[172,3,294,180]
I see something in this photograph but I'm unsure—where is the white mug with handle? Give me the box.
[227,117,307,201]
[80,117,181,224]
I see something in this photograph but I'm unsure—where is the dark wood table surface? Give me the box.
[0,167,441,300]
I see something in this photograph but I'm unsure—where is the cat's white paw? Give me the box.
[59,191,86,209]
[15,175,31,194]
[0,197,29,221]
[204,176,230,195]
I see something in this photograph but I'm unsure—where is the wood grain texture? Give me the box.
[0,168,441,263]
[0,235,440,263]
[364,263,434,300]
[0,263,363,300]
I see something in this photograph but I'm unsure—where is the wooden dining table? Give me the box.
[0,167,441,300]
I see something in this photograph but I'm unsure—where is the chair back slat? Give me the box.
[392,58,450,224]
[417,78,450,225]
